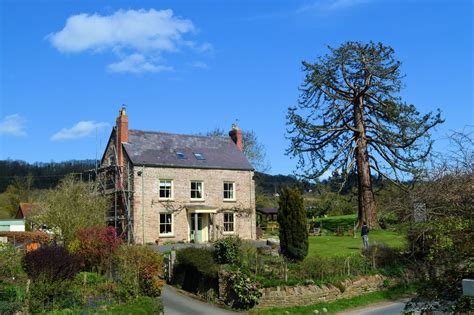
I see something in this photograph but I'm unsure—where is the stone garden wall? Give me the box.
[257,274,392,308]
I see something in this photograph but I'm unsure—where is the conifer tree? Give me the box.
[287,41,443,227]
[277,187,308,261]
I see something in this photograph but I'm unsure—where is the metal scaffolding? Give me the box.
[82,145,134,243]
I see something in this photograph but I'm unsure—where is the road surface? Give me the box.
[162,285,239,315]
[338,299,409,315]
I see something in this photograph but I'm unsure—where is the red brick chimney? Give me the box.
[116,106,128,170]
[229,124,243,152]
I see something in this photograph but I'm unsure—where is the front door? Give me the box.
[190,213,208,243]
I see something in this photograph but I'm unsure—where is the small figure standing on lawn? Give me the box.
[361,221,369,249]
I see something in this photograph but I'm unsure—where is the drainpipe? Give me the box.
[194,212,198,243]
[141,166,145,244]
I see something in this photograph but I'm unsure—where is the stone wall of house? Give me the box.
[132,166,256,244]
[257,275,392,308]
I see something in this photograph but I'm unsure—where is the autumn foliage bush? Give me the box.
[0,231,50,244]
[72,227,122,273]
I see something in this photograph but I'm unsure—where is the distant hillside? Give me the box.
[254,172,311,194]
[0,159,97,192]
[0,159,310,195]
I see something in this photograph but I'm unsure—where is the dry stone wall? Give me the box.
[257,275,392,308]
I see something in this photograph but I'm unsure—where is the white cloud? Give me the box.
[47,9,208,74]
[107,54,173,73]
[0,114,27,136]
[189,61,209,69]
[297,0,370,13]
[51,121,109,141]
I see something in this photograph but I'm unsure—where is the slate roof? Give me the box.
[123,129,253,170]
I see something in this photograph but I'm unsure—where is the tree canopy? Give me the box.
[287,41,443,227]
[31,175,108,245]
[206,128,271,173]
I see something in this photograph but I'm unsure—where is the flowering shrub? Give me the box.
[74,227,122,273]
[222,265,261,309]
[115,245,164,300]
[214,236,241,265]
[22,245,81,281]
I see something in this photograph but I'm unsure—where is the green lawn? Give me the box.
[308,230,406,257]
[311,214,357,232]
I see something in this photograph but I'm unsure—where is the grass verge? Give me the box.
[249,284,416,315]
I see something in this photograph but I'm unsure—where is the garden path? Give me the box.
[162,285,239,315]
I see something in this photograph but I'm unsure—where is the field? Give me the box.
[308,230,406,257]
[263,214,407,257]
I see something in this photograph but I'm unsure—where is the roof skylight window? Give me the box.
[176,152,187,160]
[194,153,205,160]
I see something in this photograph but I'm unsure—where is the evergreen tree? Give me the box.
[287,41,443,228]
[277,187,308,261]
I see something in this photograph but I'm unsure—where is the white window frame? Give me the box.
[190,180,204,201]
[159,212,174,237]
[223,212,235,234]
[223,181,236,201]
[159,179,174,200]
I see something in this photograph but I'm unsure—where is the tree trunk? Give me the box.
[354,96,378,228]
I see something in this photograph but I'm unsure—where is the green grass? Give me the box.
[250,284,415,315]
[308,230,406,257]
[46,297,163,314]
[311,214,357,232]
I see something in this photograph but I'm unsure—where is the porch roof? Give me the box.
[186,204,218,213]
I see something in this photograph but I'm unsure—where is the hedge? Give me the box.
[0,231,50,244]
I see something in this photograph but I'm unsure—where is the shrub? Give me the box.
[214,236,241,265]
[277,187,308,261]
[363,243,401,269]
[22,245,81,281]
[173,247,218,296]
[27,276,79,313]
[0,282,25,315]
[0,243,26,282]
[115,245,164,300]
[73,226,122,273]
[221,265,262,309]
[72,272,118,308]
[0,231,50,244]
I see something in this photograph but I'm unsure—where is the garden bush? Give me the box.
[72,226,122,273]
[0,231,50,244]
[22,245,82,281]
[221,265,261,310]
[214,236,241,265]
[0,282,25,315]
[173,247,219,296]
[27,275,80,313]
[72,272,118,308]
[363,243,402,269]
[0,243,26,282]
[115,245,164,301]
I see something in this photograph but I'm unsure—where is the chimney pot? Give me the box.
[229,124,243,152]
[116,107,129,169]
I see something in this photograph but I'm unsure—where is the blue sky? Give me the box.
[0,0,472,175]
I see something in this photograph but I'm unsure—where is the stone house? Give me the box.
[101,108,256,244]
